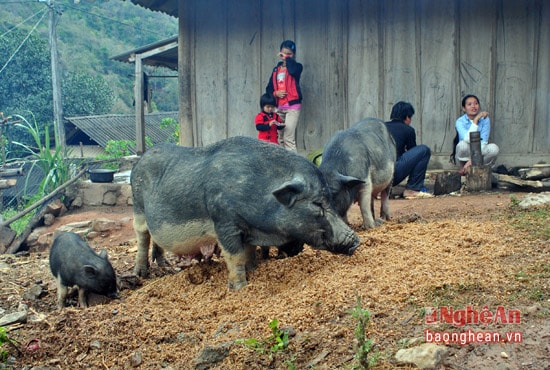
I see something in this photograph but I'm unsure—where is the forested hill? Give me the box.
[0,0,178,122]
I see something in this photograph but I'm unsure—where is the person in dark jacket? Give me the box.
[255,93,284,144]
[265,40,303,151]
[385,101,433,199]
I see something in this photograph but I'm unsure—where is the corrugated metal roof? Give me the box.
[65,112,178,154]
[110,35,178,71]
[125,0,178,17]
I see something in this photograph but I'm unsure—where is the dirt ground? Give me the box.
[1,190,549,369]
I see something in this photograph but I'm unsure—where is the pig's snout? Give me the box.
[335,233,360,255]
[108,292,120,300]
[347,235,361,255]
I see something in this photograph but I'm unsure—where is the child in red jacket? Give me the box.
[255,93,285,144]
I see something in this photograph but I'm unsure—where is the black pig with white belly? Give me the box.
[130,137,361,290]
[319,118,396,229]
[49,232,119,308]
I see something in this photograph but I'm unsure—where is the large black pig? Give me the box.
[130,137,361,290]
[319,118,396,229]
[49,232,119,308]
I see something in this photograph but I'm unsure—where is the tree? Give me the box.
[62,71,114,116]
[0,30,53,128]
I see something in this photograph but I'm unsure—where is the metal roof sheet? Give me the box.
[110,35,178,70]
[124,0,178,17]
[65,112,178,154]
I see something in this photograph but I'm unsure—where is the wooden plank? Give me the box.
[381,0,417,109]
[418,0,457,153]
[517,166,550,181]
[498,174,544,188]
[226,0,261,138]
[347,0,383,122]
[0,179,16,189]
[493,1,538,154]
[295,0,335,151]
[194,0,228,146]
[534,2,550,154]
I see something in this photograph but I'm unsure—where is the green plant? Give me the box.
[94,139,134,170]
[350,296,378,369]
[506,202,550,240]
[160,117,179,143]
[12,114,72,196]
[0,207,34,236]
[236,319,290,357]
[509,194,520,208]
[283,355,297,370]
[0,326,17,363]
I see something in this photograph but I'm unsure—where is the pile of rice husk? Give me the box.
[1,191,548,369]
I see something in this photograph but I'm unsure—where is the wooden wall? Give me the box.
[179,0,549,169]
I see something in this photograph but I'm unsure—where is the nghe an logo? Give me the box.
[425,306,521,327]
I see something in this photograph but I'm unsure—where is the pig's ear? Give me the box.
[99,250,109,259]
[83,265,98,278]
[336,173,364,190]
[273,178,305,208]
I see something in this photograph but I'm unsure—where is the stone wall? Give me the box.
[66,181,133,208]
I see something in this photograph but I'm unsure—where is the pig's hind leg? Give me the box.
[55,277,68,309]
[152,242,169,267]
[379,185,391,221]
[133,213,151,277]
[77,287,88,308]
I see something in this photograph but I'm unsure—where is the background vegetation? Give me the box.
[0,0,178,156]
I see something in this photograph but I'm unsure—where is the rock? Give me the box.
[23,284,46,300]
[129,350,142,367]
[518,192,550,209]
[63,220,93,229]
[194,342,231,369]
[103,190,117,205]
[91,218,121,232]
[36,233,54,250]
[71,196,83,208]
[43,213,56,226]
[45,200,67,217]
[0,310,28,326]
[0,226,16,253]
[524,303,542,316]
[395,343,448,369]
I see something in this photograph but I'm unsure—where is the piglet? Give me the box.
[49,232,119,308]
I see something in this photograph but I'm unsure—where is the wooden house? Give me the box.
[119,0,549,169]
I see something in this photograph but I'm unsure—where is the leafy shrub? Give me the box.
[351,295,379,369]
[11,114,73,196]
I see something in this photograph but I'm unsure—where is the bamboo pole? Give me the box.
[0,168,86,228]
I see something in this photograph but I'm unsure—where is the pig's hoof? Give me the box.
[133,266,149,278]
[228,280,248,291]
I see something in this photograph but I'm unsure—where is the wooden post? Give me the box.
[48,0,66,156]
[434,171,462,195]
[466,165,492,191]
[134,55,146,155]
[465,131,492,191]
[178,1,195,147]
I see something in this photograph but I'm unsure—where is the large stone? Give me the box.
[395,343,448,369]
[0,226,16,253]
[0,310,28,326]
[92,218,121,232]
